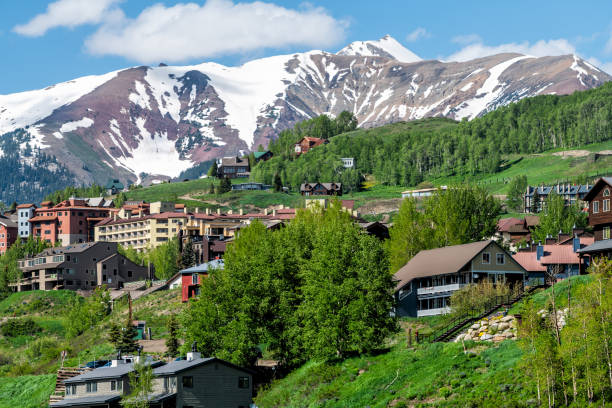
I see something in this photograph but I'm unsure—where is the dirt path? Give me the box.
[358,198,402,215]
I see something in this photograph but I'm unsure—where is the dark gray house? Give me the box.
[393,240,526,317]
[50,353,253,408]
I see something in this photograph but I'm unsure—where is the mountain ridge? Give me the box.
[0,36,609,189]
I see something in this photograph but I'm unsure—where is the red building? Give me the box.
[294,137,326,156]
[0,215,18,254]
[172,259,224,302]
[30,198,114,245]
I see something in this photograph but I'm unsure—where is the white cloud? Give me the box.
[14,0,121,37]
[84,0,348,63]
[451,34,482,45]
[447,38,577,62]
[406,27,430,43]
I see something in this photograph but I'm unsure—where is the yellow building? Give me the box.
[95,212,190,251]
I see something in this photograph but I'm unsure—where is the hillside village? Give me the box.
[0,121,611,406]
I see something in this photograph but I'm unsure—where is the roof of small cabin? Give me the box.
[393,240,505,291]
[105,179,124,189]
[64,360,162,383]
[524,216,540,227]
[583,177,612,201]
[153,356,254,376]
[253,151,271,158]
[577,238,612,254]
[220,156,249,166]
[300,182,342,190]
[497,217,524,232]
[180,259,224,274]
[16,203,36,209]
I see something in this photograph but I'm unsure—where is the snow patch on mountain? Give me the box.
[144,68,182,123]
[337,35,421,63]
[570,55,588,86]
[454,55,532,120]
[59,117,94,133]
[129,80,152,110]
[0,71,118,135]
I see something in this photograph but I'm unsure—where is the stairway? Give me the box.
[432,285,545,343]
[49,367,91,403]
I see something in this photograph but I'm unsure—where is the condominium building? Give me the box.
[16,203,36,239]
[95,212,190,251]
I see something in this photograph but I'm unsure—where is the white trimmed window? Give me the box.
[593,201,600,214]
[482,252,490,264]
[604,199,610,212]
[496,253,505,264]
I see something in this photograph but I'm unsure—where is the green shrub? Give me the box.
[25,336,61,360]
[0,318,41,337]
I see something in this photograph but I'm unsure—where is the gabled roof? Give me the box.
[253,151,271,159]
[497,217,524,232]
[220,156,249,167]
[153,356,254,376]
[0,215,17,228]
[583,177,612,201]
[16,203,36,209]
[393,240,496,291]
[577,238,612,254]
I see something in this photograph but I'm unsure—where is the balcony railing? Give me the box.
[417,307,451,317]
[417,283,466,296]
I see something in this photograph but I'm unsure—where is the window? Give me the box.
[86,382,97,393]
[482,252,490,264]
[128,271,133,278]
[192,274,199,284]
[66,385,76,395]
[238,376,250,389]
[605,199,610,212]
[594,201,600,214]
[496,253,505,265]
[111,380,116,391]
[604,227,611,240]
[182,376,193,388]
[605,189,610,197]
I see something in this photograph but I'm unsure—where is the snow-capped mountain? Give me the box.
[0,35,609,187]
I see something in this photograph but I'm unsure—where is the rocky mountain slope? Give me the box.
[0,35,609,187]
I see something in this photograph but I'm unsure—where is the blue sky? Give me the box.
[1,0,611,94]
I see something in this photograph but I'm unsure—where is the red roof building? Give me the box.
[30,198,114,245]
[294,137,326,156]
[0,215,17,254]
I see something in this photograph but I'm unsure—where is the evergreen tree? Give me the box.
[218,177,232,194]
[9,201,17,212]
[273,173,282,192]
[532,189,541,214]
[118,318,139,353]
[208,183,215,194]
[181,240,197,269]
[165,314,180,357]
[207,162,218,178]
[108,322,122,349]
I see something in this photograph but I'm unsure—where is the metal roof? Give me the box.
[180,259,224,274]
[577,238,612,254]
[49,395,121,407]
[64,364,136,383]
[153,357,216,375]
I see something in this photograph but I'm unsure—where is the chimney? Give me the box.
[110,358,126,367]
[183,207,187,214]
[186,351,201,361]
[558,229,570,243]
[205,208,210,215]
[239,208,244,216]
[573,235,581,253]
[216,208,221,215]
[272,209,277,217]
[227,209,233,215]
[113,213,118,221]
[545,234,556,245]
[536,242,544,261]
[195,208,199,214]
[264,208,269,216]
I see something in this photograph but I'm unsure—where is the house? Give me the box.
[217,156,250,178]
[178,259,224,302]
[393,240,526,317]
[401,186,447,199]
[253,150,273,162]
[106,179,125,195]
[524,183,591,213]
[16,203,36,239]
[11,242,148,292]
[52,352,253,408]
[29,198,114,245]
[300,182,342,196]
[513,233,593,283]
[341,158,354,168]
[294,137,326,156]
[151,351,253,408]
[357,222,390,240]
[0,215,17,255]
[231,182,271,191]
[496,216,539,245]
[577,177,612,264]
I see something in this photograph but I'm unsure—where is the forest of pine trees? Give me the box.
[252,82,612,191]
